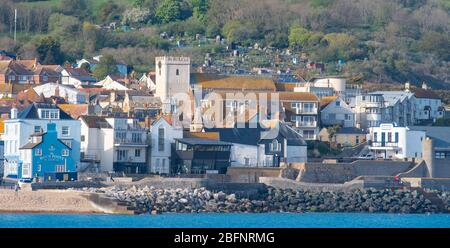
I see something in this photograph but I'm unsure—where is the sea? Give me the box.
[1,213,450,228]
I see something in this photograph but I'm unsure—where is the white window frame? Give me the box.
[62,126,70,137]
[62,149,69,157]
[35,148,42,156]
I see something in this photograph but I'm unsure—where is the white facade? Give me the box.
[415,98,443,121]
[33,83,87,104]
[154,56,191,113]
[3,105,81,178]
[80,116,149,173]
[150,117,183,174]
[321,97,355,127]
[368,123,425,160]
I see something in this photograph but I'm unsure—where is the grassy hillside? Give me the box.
[1,0,449,89]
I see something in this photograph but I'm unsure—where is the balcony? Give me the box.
[295,121,317,127]
[370,142,400,150]
[114,138,149,146]
[364,102,382,108]
[295,108,318,114]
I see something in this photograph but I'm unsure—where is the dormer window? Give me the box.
[39,109,60,119]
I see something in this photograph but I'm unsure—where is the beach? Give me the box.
[0,189,104,214]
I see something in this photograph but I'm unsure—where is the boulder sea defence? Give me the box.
[78,186,450,214]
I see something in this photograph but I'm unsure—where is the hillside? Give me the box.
[0,0,449,88]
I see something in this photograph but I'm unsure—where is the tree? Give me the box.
[48,14,81,37]
[156,0,182,23]
[189,0,208,23]
[35,36,65,65]
[60,0,89,18]
[288,26,311,48]
[92,54,119,79]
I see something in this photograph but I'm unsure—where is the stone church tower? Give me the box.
[155,56,191,113]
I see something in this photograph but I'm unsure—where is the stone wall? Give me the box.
[259,177,362,192]
[226,167,282,183]
[295,161,414,183]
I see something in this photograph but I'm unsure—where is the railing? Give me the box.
[295,121,317,127]
[295,108,317,114]
[371,142,399,148]
[114,138,148,145]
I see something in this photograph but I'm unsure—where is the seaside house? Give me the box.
[149,115,183,174]
[368,123,425,160]
[79,115,149,173]
[205,120,307,167]
[2,103,81,180]
[172,138,232,174]
[280,92,319,140]
[318,127,367,148]
[19,123,77,182]
[320,96,355,128]
[413,83,444,124]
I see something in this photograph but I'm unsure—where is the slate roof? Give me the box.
[336,127,367,135]
[414,88,440,99]
[80,115,112,128]
[191,73,276,91]
[409,126,450,149]
[175,138,232,146]
[18,103,74,120]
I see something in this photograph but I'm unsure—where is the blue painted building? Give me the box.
[18,123,76,181]
[3,103,81,180]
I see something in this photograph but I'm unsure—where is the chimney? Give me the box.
[423,137,435,178]
[404,82,410,92]
[422,82,428,90]
[10,107,18,119]
[46,122,57,140]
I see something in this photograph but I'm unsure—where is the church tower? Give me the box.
[155,56,191,113]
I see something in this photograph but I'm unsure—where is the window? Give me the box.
[62,126,70,136]
[116,150,128,161]
[388,132,392,142]
[34,126,41,133]
[436,152,446,159]
[135,149,141,157]
[356,136,359,144]
[158,128,165,151]
[336,101,341,106]
[37,164,41,172]
[395,132,399,143]
[271,139,281,151]
[374,132,378,142]
[62,149,69,157]
[8,75,15,81]
[81,135,85,142]
[132,133,142,143]
[43,75,48,81]
[176,69,179,76]
[56,165,66,172]
[35,148,42,156]
[39,109,59,119]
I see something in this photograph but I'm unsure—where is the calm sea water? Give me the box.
[1,213,450,228]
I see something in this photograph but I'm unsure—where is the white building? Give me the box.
[79,115,149,173]
[33,83,87,104]
[150,116,183,174]
[154,56,191,113]
[3,103,81,178]
[94,75,130,91]
[368,123,425,160]
[354,93,384,128]
[413,83,444,124]
[371,90,416,127]
[61,68,97,87]
[320,96,355,127]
